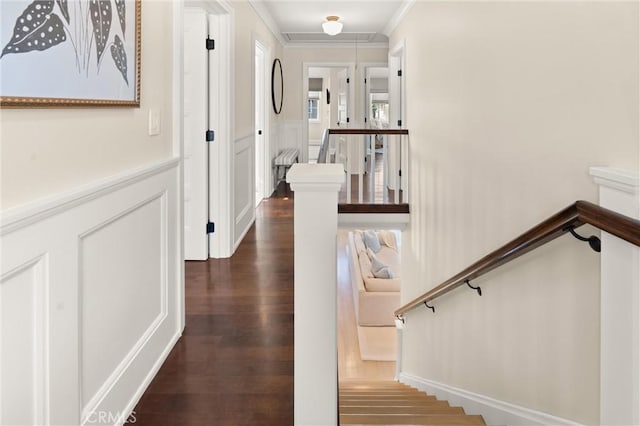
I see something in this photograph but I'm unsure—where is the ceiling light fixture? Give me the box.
[322,16,343,36]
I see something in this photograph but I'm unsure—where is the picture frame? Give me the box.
[0,0,141,107]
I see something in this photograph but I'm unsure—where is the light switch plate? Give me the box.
[148,108,161,136]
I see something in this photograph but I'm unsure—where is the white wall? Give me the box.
[390,2,639,424]
[0,1,176,210]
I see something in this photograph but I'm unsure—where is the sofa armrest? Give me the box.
[357,290,400,326]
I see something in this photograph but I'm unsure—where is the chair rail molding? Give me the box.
[590,166,640,426]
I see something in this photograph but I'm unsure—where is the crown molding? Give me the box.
[247,0,288,47]
[285,42,389,50]
[382,0,416,36]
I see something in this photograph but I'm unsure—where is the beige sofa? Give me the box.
[347,231,400,326]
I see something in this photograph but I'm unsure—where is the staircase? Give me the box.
[339,381,486,425]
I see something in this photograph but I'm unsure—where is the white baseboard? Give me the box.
[399,373,582,426]
[233,217,255,253]
[119,330,182,426]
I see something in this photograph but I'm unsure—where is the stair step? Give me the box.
[338,381,486,425]
[340,400,450,409]
[340,380,409,386]
[340,405,465,415]
[340,400,448,408]
[339,414,486,425]
[341,395,436,401]
[340,389,427,394]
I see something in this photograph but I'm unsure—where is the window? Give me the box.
[371,102,389,122]
[308,99,319,120]
[308,91,321,121]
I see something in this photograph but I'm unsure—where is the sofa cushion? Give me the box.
[375,247,400,277]
[364,276,401,292]
[363,229,381,253]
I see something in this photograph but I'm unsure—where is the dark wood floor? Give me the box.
[130,188,295,425]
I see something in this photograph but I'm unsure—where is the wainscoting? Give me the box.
[0,158,183,425]
[279,120,305,163]
[234,134,255,251]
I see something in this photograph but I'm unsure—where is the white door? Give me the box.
[183,9,209,260]
[255,42,266,206]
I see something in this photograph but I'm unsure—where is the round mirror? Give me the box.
[271,58,283,114]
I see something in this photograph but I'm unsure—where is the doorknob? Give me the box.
[258,130,263,135]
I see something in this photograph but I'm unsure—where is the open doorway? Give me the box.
[302,63,354,164]
[254,39,269,206]
[307,68,331,163]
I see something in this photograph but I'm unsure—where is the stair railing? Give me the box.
[394,200,640,319]
[319,128,410,209]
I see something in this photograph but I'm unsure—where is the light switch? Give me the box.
[148,108,161,136]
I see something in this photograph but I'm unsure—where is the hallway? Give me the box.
[130,183,395,424]
[131,192,295,425]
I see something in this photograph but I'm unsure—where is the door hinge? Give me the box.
[346,117,350,123]
[207,222,215,234]
[206,130,215,142]
[206,38,215,50]
[397,69,402,77]
[399,169,402,177]
[346,77,350,84]
[364,78,367,84]
[397,119,402,127]
[364,117,367,123]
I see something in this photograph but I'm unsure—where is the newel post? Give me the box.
[287,164,344,426]
[590,167,640,426]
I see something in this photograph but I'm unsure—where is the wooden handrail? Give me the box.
[327,128,409,135]
[394,200,640,318]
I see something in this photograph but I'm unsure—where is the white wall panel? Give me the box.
[79,195,167,420]
[0,159,182,426]
[0,257,48,426]
[280,121,304,162]
[234,135,255,249]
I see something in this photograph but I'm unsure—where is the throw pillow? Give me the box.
[367,248,394,279]
[363,229,381,253]
[377,230,398,251]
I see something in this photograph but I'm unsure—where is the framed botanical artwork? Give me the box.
[0,0,141,107]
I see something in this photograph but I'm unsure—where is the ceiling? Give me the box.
[249,0,412,46]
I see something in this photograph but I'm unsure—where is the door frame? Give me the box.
[302,62,355,164]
